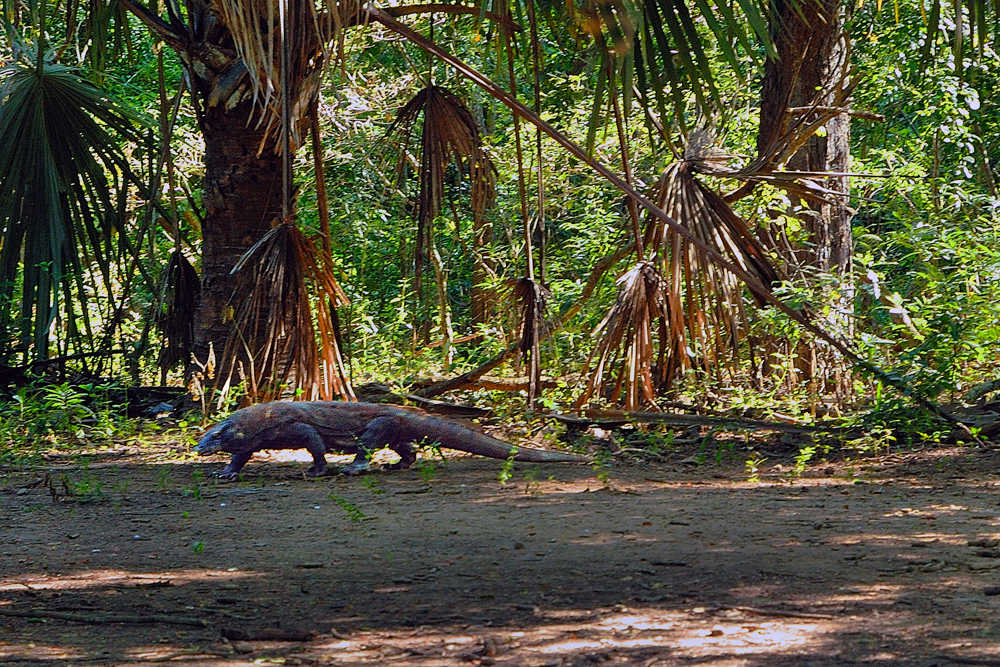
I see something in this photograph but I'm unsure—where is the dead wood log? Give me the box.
[552,409,859,436]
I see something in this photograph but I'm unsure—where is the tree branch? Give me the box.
[383,4,522,32]
[117,0,188,51]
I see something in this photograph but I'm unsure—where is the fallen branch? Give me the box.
[134,649,228,662]
[964,379,1000,404]
[728,605,835,620]
[414,375,561,392]
[552,409,858,436]
[0,607,207,627]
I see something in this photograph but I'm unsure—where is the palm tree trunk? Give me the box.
[192,97,286,382]
[759,0,852,276]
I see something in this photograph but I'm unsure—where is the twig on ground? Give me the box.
[0,608,208,627]
[725,605,835,620]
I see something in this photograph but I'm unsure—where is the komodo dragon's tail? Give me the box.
[403,412,588,463]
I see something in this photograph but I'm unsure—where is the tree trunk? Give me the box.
[758,0,853,396]
[759,0,852,276]
[191,97,285,386]
[121,0,351,402]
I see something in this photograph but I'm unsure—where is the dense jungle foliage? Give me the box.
[0,0,997,456]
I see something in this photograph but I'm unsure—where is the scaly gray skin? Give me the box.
[195,401,587,479]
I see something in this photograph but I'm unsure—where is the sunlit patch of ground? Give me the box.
[0,642,86,662]
[0,568,260,593]
[281,607,838,666]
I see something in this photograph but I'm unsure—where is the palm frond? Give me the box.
[155,250,201,371]
[384,85,496,309]
[576,262,666,411]
[213,0,362,148]
[0,49,147,362]
[512,277,550,405]
[576,0,773,131]
[579,159,785,407]
[222,223,353,403]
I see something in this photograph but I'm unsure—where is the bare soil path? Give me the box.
[3,439,1000,666]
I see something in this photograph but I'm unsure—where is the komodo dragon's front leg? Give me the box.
[214,451,253,480]
[340,416,419,475]
[211,422,329,480]
[286,422,330,477]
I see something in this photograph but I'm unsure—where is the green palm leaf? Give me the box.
[0,47,145,361]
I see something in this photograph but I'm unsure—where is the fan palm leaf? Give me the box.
[512,276,551,404]
[155,250,201,371]
[576,262,667,411]
[0,48,147,362]
[213,0,363,148]
[386,85,496,251]
[645,160,782,391]
[383,85,496,334]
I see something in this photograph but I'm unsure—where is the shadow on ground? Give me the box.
[2,444,1000,666]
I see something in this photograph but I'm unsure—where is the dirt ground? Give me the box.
[3,426,1000,667]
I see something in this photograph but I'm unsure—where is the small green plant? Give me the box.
[591,448,612,485]
[109,466,129,500]
[522,466,541,495]
[415,458,438,484]
[361,475,384,494]
[498,447,517,485]
[330,494,367,523]
[745,452,766,483]
[644,429,675,456]
[791,444,817,476]
[41,383,93,436]
[192,541,205,554]
[714,438,736,466]
[155,466,171,491]
[182,470,206,499]
[60,462,106,502]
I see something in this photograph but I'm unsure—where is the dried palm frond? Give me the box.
[221,222,353,403]
[576,262,667,411]
[579,159,787,407]
[214,0,363,150]
[155,250,200,371]
[511,277,551,406]
[387,85,496,252]
[384,85,496,320]
[648,161,783,391]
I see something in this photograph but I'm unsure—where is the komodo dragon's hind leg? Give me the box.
[342,416,418,474]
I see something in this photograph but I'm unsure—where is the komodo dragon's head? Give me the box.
[195,419,245,455]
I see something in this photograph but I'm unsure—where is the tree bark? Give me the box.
[758,0,853,396]
[192,97,285,381]
[758,0,852,276]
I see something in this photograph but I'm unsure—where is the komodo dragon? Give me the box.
[195,401,587,479]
